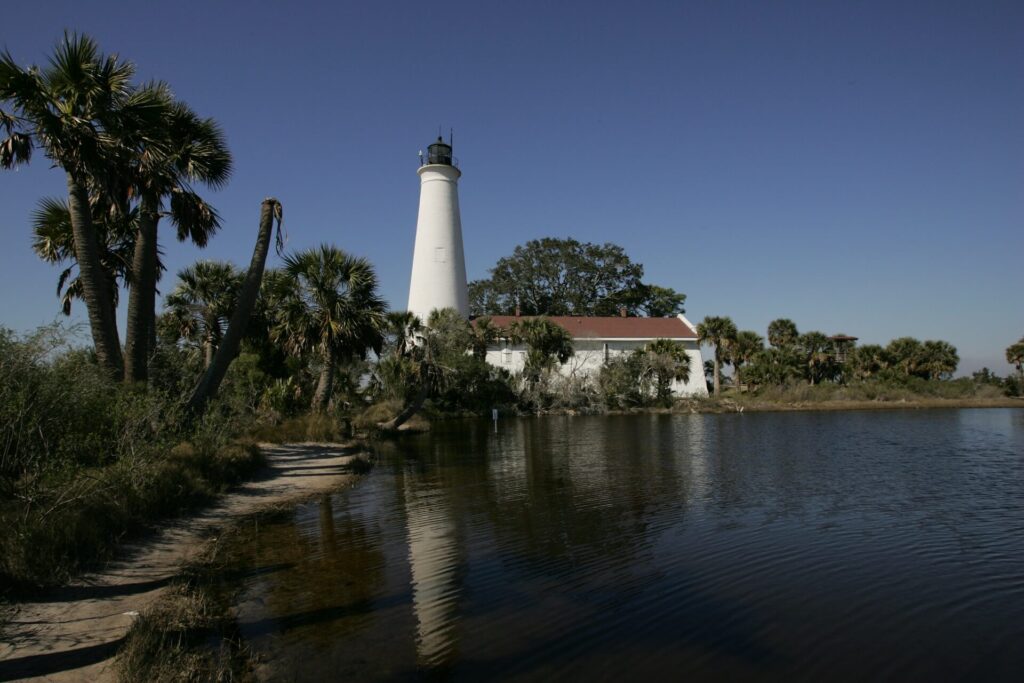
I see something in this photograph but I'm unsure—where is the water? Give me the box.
[229,410,1024,681]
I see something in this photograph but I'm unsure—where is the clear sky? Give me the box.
[1,0,1021,374]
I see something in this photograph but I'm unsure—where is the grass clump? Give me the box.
[116,533,257,683]
[248,413,351,443]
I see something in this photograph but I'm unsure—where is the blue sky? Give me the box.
[1,0,1021,373]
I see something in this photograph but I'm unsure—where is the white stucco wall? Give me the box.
[407,164,469,321]
[485,337,709,397]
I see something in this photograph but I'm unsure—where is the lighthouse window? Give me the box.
[434,247,447,263]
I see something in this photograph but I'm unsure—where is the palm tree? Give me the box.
[886,337,925,378]
[696,315,737,396]
[385,310,423,358]
[124,97,231,384]
[187,198,284,416]
[30,196,135,316]
[848,344,889,381]
[1007,337,1024,382]
[920,340,958,380]
[799,331,837,385]
[767,318,799,349]
[635,338,692,403]
[728,330,764,391]
[470,316,498,360]
[273,245,387,413]
[160,261,242,368]
[376,309,462,431]
[1,33,166,378]
[508,317,574,383]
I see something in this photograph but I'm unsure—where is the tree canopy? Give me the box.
[468,237,685,317]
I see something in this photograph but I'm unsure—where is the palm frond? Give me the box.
[168,188,221,246]
[30,197,73,262]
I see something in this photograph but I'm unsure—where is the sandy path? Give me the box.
[0,443,364,682]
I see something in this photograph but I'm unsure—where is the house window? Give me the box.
[503,349,512,365]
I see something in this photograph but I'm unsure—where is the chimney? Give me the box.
[619,306,627,318]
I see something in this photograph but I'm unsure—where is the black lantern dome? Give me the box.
[426,137,453,166]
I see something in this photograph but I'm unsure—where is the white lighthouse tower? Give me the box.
[407,136,469,321]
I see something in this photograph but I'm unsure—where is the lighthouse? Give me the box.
[407,136,469,321]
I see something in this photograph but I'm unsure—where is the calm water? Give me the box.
[230,410,1024,681]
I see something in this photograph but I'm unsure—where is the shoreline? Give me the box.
[506,397,1024,419]
[0,442,368,683]
[673,396,1024,414]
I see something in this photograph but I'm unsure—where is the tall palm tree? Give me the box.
[124,97,231,384]
[161,261,242,369]
[696,315,737,396]
[728,330,764,391]
[273,245,387,413]
[1,33,166,378]
[187,198,284,416]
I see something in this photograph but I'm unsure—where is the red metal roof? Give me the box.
[479,315,697,340]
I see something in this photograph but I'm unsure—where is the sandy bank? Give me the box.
[0,442,365,683]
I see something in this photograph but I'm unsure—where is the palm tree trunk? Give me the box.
[203,339,214,369]
[67,173,123,379]
[312,352,336,413]
[379,386,429,432]
[187,198,280,416]
[713,354,721,397]
[124,195,159,384]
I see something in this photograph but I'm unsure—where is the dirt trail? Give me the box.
[0,443,364,682]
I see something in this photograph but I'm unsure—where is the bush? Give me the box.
[0,325,120,478]
[0,325,268,591]
[0,436,264,589]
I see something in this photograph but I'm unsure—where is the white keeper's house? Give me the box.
[405,135,708,398]
[480,314,709,397]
